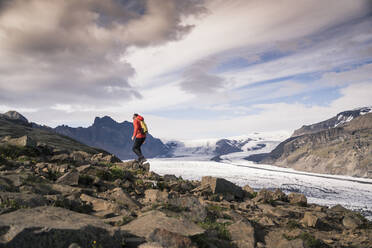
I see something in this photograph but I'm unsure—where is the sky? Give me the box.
[0,0,371,140]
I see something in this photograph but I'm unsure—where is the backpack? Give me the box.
[140,120,148,134]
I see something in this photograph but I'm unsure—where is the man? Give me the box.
[132,113,146,163]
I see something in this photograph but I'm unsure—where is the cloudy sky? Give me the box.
[0,0,371,139]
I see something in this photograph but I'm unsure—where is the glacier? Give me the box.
[148,158,372,220]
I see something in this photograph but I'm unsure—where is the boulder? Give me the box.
[342,215,362,229]
[142,162,150,172]
[227,220,256,248]
[121,210,204,238]
[144,189,169,203]
[56,171,79,186]
[163,174,178,182]
[49,183,83,196]
[243,185,255,196]
[168,196,207,222]
[257,216,276,227]
[0,206,127,248]
[258,204,289,218]
[254,189,274,203]
[301,212,320,228]
[50,154,71,163]
[265,231,305,248]
[288,193,307,206]
[0,192,48,209]
[76,164,93,173]
[148,228,197,248]
[138,242,165,248]
[7,136,36,148]
[330,204,349,212]
[201,176,244,199]
[80,193,127,217]
[91,153,121,163]
[0,176,14,191]
[272,189,288,202]
[106,187,141,210]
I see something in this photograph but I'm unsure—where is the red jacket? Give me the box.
[133,115,146,138]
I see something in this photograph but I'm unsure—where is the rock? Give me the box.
[243,185,255,196]
[138,242,165,248]
[342,215,362,229]
[50,183,83,195]
[50,154,71,163]
[76,164,93,173]
[0,176,13,191]
[70,151,91,163]
[7,136,36,148]
[142,162,150,172]
[91,153,121,163]
[254,189,274,203]
[258,204,289,218]
[148,228,197,248]
[80,193,127,217]
[121,210,204,238]
[107,187,141,210]
[288,193,307,206]
[228,220,255,248]
[144,189,169,203]
[68,243,82,248]
[168,196,207,222]
[163,174,178,182]
[257,216,276,227]
[272,189,288,201]
[0,192,48,209]
[301,212,320,227]
[265,231,305,248]
[201,176,244,199]
[56,171,79,186]
[0,206,127,248]
[330,204,348,212]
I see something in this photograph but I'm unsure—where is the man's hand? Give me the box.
[131,136,134,141]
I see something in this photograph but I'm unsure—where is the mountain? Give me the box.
[54,116,169,160]
[246,107,372,178]
[0,111,111,155]
[292,106,372,137]
[165,132,289,160]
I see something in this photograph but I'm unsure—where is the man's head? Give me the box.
[133,113,138,120]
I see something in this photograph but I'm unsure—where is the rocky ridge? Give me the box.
[292,106,372,137]
[246,112,372,178]
[0,138,371,247]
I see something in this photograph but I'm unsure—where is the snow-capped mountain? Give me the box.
[164,131,290,160]
[292,106,372,137]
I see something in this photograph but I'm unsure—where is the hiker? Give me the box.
[132,113,147,163]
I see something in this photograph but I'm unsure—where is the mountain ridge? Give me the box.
[246,108,372,178]
[55,116,169,160]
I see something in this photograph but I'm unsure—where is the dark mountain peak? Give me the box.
[93,116,118,127]
[2,110,28,123]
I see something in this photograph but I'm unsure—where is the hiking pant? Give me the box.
[132,137,146,159]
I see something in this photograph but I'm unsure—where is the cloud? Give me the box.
[1,0,371,140]
[180,58,226,94]
[319,63,372,86]
[126,0,371,85]
[0,0,206,109]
